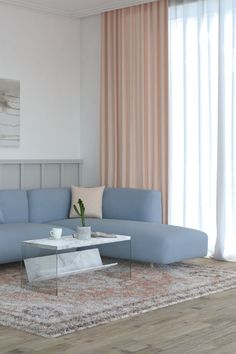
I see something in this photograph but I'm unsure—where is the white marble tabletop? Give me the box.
[23,234,131,251]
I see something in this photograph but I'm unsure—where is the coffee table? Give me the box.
[21,234,132,295]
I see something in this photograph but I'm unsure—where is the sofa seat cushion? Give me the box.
[50,218,208,264]
[0,223,74,264]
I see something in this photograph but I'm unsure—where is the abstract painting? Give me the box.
[0,78,20,146]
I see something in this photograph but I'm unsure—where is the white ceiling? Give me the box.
[0,0,156,19]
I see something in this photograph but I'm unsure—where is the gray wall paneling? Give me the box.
[0,160,82,190]
[0,164,20,189]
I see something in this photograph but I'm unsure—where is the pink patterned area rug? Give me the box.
[0,261,236,338]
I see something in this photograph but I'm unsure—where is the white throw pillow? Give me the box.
[69,186,105,219]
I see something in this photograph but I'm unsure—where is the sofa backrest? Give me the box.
[28,188,71,223]
[102,188,162,223]
[0,187,162,224]
[0,190,29,223]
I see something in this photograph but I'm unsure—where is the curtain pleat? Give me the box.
[101,1,169,222]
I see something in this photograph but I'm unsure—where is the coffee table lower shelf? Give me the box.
[24,248,118,282]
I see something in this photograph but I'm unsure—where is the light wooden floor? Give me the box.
[1,258,236,354]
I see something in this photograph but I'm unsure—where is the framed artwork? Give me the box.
[0,78,20,147]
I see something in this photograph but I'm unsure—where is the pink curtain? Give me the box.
[101,0,168,222]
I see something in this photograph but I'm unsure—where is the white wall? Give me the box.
[80,15,101,186]
[0,4,80,159]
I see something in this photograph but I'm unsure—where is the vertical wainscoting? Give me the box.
[0,160,82,190]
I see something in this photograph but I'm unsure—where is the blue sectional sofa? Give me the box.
[0,187,208,264]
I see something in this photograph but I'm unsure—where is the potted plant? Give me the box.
[73,198,91,240]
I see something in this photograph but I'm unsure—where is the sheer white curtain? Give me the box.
[168,0,236,260]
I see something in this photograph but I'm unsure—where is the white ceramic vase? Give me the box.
[76,226,91,240]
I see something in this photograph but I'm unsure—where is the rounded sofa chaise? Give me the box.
[0,187,208,265]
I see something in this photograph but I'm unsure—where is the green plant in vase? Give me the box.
[73,198,91,240]
[73,198,86,227]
